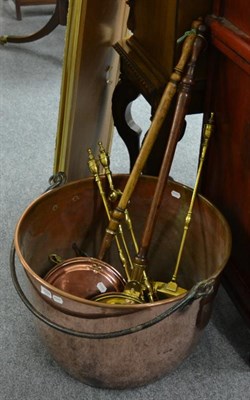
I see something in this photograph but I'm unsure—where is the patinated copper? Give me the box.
[14,175,231,388]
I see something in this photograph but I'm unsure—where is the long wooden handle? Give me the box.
[134,25,208,274]
[98,19,203,260]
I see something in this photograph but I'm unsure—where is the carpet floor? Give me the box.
[0,2,249,399]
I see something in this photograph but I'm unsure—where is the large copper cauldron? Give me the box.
[12,175,231,389]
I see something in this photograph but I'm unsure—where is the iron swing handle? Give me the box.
[10,242,215,340]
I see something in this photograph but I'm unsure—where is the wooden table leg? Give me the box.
[0,0,68,45]
[15,1,22,21]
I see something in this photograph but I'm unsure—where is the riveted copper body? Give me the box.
[14,175,231,388]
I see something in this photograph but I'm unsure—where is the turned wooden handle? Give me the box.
[137,24,208,262]
[98,19,204,260]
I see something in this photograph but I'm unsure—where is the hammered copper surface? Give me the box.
[32,282,208,389]
[14,175,231,388]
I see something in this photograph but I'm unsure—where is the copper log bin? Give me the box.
[13,175,231,389]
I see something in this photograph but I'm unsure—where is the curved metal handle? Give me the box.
[44,171,67,192]
[10,243,215,339]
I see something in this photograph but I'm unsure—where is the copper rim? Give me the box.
[13,176,232,310]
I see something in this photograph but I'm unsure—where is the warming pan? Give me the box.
[11,175,231,389]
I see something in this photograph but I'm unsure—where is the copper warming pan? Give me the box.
[11,175,231,389]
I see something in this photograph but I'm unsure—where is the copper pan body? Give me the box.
[44,257,126,300]
[14,175,231,388]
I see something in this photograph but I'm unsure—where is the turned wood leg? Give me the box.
[0,1,68,45]
[112,78,142,171]
[15,1,22,21]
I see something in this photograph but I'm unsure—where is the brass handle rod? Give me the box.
[87,149,131,280]
[98,19,203,260]
[98,142,139,255]
[97,143,155,300]
[98,142,118,199]
[171,113,214,282]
